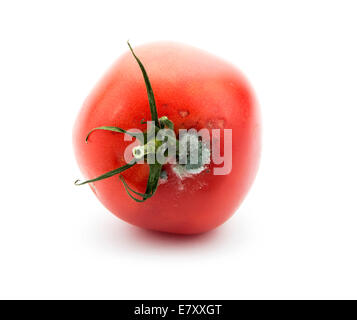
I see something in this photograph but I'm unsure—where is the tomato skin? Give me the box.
[73,42,261,234]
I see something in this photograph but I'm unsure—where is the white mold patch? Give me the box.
[158,169,168,185]
[173,132,211,180]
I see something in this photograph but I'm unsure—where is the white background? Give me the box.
[0,0,356,299]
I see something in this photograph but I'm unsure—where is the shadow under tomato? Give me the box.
[92,212,247,256]
[130,227,222,246]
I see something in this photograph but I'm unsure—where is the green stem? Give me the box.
[74,160,136,186]
[127,41,160,128]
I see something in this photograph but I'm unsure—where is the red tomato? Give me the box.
[73,42,261,234]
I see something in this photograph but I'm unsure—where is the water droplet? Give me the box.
[178,110,190,118]
[206,119,225,129]
[217,119,225,128]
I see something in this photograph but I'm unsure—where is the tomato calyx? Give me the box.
[75,41,180,202]
[127,41,160,128]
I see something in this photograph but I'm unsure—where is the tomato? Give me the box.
[73,42,261,234]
